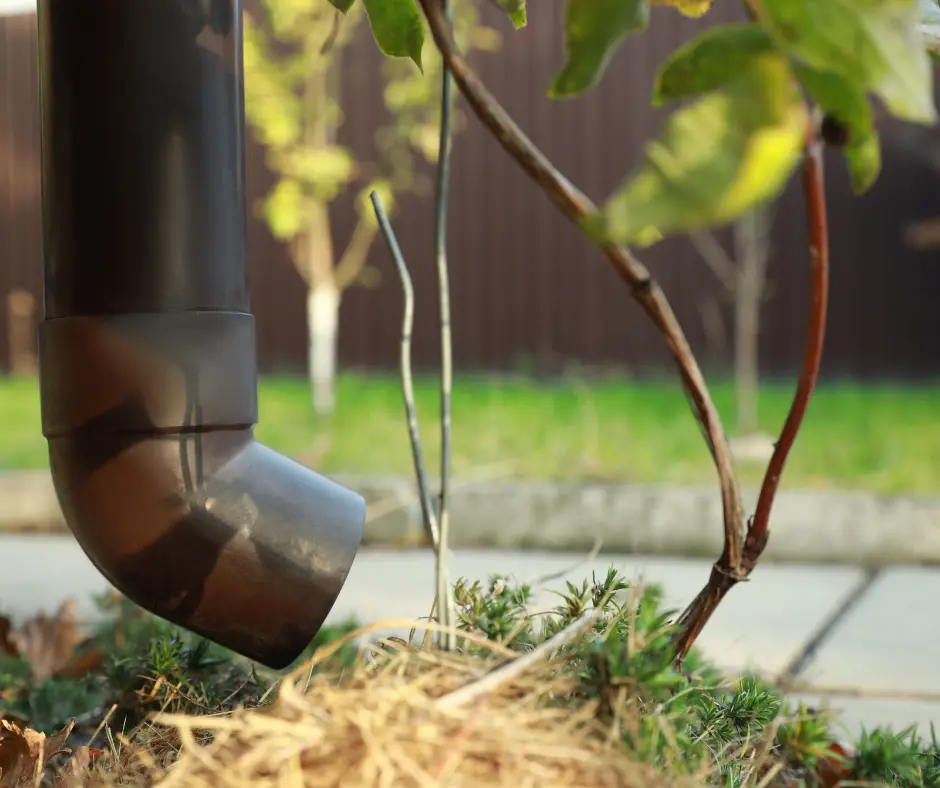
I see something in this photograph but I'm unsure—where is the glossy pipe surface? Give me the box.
[36,0,365,669]
[38,0,248,316]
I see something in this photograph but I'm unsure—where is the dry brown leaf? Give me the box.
[8,600,85,681]
[41,719,76,762]
[0,720,31,788]
[54,650,106,680]
[0,718,74,788]
[52,745,96,788]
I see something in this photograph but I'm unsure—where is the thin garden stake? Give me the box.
[370,192,440,551]
[371,191,458,649]
[434,0,457,651]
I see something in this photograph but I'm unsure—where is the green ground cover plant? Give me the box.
[2,573,938,786]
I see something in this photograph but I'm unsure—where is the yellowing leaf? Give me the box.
[549,0,649,98]
[651,0,712,18]
[264,0,320,40]
[276,147,357,200]
[262,179,306,241]
[592,54,806,246]
[242,20,303,149]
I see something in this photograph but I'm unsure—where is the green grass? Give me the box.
[2,373,939,493]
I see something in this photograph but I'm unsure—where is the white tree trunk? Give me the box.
[732,207,771,436]
[307,282,340,416]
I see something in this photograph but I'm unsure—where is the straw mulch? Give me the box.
[88,623,694,788]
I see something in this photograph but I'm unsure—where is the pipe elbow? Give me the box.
[39,312,365,669]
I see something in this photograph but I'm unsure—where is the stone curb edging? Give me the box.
[1,470,938,565]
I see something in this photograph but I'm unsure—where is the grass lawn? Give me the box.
[1,373,938,494]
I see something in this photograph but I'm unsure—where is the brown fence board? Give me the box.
[2,6,939,379]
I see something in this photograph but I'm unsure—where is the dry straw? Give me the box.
[83,619,696,788]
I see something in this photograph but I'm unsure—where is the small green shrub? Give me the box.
[451,568,939,787]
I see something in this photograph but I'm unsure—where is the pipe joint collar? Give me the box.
[39,310,257,436]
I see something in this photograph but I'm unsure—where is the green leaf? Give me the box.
[845,132,882,194]
[794,64,881,194]
[362,0,424,69]
[754,0,936,124]
[548,0,650,98]
[653,24,776,106]
[794,65,872,139]
[494,0,527,29]
[327,0,356,12]
[591,53,807,246]
[792,63,882,192]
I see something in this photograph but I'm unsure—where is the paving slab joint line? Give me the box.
[776,568,882,685]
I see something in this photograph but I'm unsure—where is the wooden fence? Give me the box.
[2,4,940,378]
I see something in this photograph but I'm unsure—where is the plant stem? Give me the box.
[744,135,829,569]
[370,192,440,550]
[434,0,457,651]
[673,127,830,663]
[417,0,744,564]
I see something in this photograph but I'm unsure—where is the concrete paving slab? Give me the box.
[797,568,940,693]
[790,693,940,737]
[0,536,864,677]
[0,535,113,622]
[332,549,865,675]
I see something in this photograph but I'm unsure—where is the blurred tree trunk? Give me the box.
[732,207,770,436]
[305,199,340,416]
[691,205,773,439]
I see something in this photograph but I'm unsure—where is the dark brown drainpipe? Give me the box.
[35,0,365,669]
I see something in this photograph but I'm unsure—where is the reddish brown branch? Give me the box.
[674,128,831,662]
[743,138,829,571]
[743,136,829,566]
[417,0,744,559]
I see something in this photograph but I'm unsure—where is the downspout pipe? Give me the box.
[35,0,365,669]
